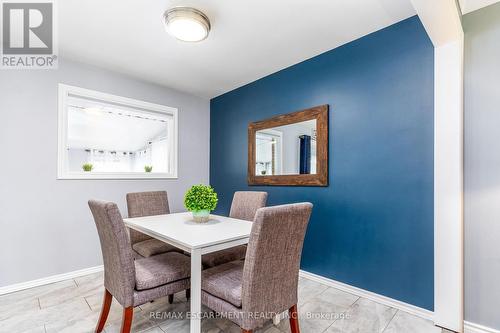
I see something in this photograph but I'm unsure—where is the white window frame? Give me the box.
[256,129,283,175]
[57,84,178,180]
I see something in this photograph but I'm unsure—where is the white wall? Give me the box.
[464,3,500,330]
[0,59,210,287]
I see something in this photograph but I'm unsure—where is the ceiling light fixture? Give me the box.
[163,7,211,42]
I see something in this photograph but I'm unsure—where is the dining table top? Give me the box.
[123,212,253,251]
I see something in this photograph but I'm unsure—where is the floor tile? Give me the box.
[0,297,91,333]
[298,287,359,333]
[17,326,46,333]
[257,319,290,333]
[159,318,190,333]
[140,328,165,333]
[104,308,157,333]
[44,311,101,333]
[74,271,104,287]
[0,304,42,333]
[259,326,282,333]
[72,271,105,298]
[0,272,449,333]
[0,296,39,321]
[325,298,397,333]
[35,280,83,309]
[207,317,240,333]
[38,272,104,309]
[38,298,94,325]
[383,311,442,333]
[84,290,107,312]
[0,280,76,306]
[297,277,329,305]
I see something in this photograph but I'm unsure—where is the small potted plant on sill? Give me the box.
[144,165,153,173]
[82,163,93,172]
[184,184,218,223]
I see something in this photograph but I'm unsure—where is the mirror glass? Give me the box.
[255,119,317,176]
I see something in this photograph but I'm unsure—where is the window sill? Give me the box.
[57,172,178,180]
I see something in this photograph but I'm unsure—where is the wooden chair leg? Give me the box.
[186,288,191,300]
[168,294,174,304]
[95,289,112,333]
[120,307,133,333]
[289,304,300,333]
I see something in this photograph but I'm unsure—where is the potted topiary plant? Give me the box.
[144,165,153,173]
[184,184,218,223]
[82,163,93,172]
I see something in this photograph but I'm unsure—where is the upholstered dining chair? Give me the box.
[126,191,189,303]
[89,200,191,333]
[126,191,182,258]
[201,202,313,333]
[201,191,268,268]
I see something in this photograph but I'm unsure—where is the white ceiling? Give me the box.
[59,0,417,99]
[459,0,500,14]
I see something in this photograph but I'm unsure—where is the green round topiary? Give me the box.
[184,184,218,212]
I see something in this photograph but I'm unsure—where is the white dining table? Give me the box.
[123,212,253,333]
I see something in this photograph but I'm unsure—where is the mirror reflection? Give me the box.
[255,120,317,176]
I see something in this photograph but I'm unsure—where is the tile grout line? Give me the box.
[320,295,361,333]
[381,309,399,333]
[299,283,331,307]
[84,296,93,311]
[297,291,324,308]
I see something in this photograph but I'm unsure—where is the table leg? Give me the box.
[190,248,202,333]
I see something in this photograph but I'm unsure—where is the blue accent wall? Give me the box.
[210,16,434,310]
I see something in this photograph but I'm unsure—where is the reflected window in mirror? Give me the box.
[256,129,282,176]
[58,84,178,179]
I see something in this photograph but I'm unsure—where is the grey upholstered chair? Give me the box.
[201,202,313,333]
[201,191,268,268]
[126,191,182,258]
[126,191,189,303]
[88,200,191,333]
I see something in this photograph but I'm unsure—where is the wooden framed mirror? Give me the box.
[248,105,329,186]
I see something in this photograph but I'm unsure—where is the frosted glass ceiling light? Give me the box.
[164,7,211,42]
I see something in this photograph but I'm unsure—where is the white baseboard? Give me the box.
[464,321,500,333]
[299,270,434,321]
[0,265,104,296]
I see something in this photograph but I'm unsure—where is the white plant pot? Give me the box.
[192,209,210,223]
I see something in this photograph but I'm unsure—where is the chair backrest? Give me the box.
[241,203,313,316]
[229,191,268,221]
[126,191,170,244]
[88,200,136,307]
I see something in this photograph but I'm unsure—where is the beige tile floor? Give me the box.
[0,272,453,333]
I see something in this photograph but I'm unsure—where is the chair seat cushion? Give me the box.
[202,260,243,308]
[202,245,247,268]
[132,250,143,260]
[135,252,190,290]
[133,238,181,258]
